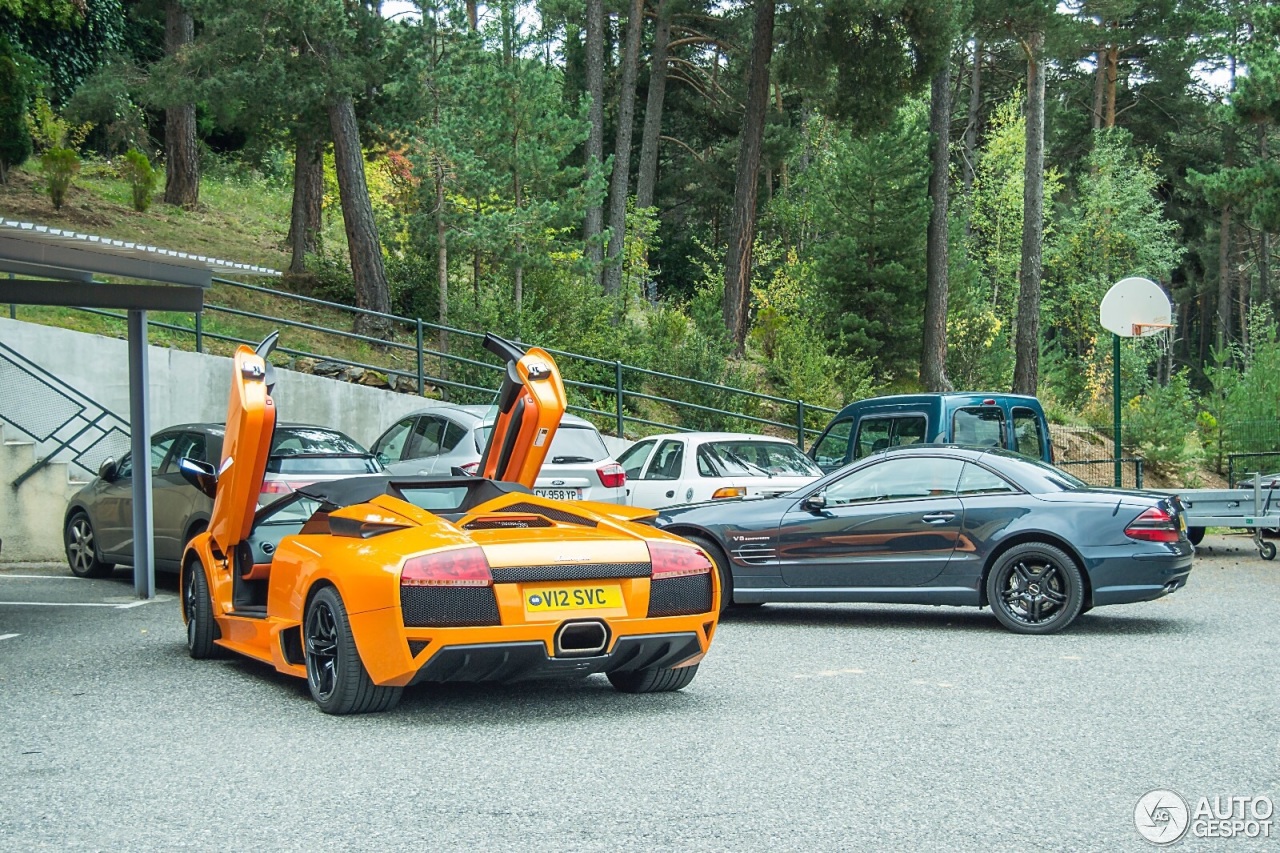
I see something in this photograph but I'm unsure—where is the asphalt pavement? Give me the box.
[0,534,1276,852]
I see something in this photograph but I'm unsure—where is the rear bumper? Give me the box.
[1087,546,1194,606]
[408,631,703,685]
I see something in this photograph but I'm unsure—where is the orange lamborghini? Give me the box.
[177,333,719,714]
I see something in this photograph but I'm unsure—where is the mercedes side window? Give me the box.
[644,440,684,481]
[953,407,1007,449]
[372,418,414,464]
[812,419,853,471]
[825,457,964,506]
[958,462,1017,495]
[1012,408,1045,459]
[617,440,655,480]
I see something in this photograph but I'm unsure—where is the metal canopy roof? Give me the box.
[0,218,280,284]
[0,219,281,599]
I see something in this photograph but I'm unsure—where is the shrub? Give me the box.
[1125,371,1202,478]
[40,147,80,209]
[119,148,157,212]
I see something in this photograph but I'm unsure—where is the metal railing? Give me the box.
[1057,457,1145,489]
[0,340,130,486]
[1227,452,1280,488]
[15,276,839,448]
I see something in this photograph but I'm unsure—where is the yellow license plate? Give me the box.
[1179,514,1187,532]
[524,584,623,612]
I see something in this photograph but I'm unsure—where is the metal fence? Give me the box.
[1057,457,1145,489]
[12,276,839,448]
[1227,452,1280,488]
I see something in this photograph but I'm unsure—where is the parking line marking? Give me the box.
[0,600,158,609]
[0,575,81,580]
[0,633,18,641]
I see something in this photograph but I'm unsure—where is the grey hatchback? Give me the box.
[63,423,381,577]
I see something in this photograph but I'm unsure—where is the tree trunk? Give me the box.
[163,1,199,208]
[436,156,448,335]
[961,38,982,198]
[1092,49,1105,131]
[584,0,606,284]
[602,0,646,297]
[1217,204,1232,351]
[1260,129,1271,308]
[922,61,954,392]
[287,131,323,274]
[1104,44,1118,128]
[1013,30,1045,396]
[465,0,477,30]
[328,95,392,338]
[635,0,672,212]
[722,0,775,352]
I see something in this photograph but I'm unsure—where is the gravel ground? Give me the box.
[0,534,1276,852]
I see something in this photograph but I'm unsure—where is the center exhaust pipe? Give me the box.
[554,620,609,656]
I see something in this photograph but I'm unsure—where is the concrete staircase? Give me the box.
[1,421,89,562]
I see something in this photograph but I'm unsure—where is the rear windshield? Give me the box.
[475,423,610,463]
[266,428,379,475]
[699,441,820,478]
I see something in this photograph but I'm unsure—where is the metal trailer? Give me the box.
[1169,479,1280,560]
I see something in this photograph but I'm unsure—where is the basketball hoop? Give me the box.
[1099,277,1175,488]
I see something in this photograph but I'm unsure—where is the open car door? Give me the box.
[208,341,277,556]
[477,333,567,490]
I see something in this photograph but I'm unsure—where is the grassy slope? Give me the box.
[0,159,424,372]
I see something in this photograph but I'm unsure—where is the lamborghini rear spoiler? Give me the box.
[477,333,568,490]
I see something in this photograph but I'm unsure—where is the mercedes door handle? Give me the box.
[922,512,956,524]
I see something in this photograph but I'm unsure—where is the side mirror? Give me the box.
[178,457,219,500]
[98,457,118,482]
[801,491,827,512]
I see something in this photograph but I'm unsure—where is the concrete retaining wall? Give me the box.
[0,317,440,561]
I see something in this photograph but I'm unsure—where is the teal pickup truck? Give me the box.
[806,393,1052,473]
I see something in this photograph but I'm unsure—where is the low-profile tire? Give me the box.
[184,560,220,659]
[608,663,699,694]
[304,586,402,715]
[1187,526,1205,546]
[687,534,732,614]
[65,512,114,578]
[985,542,1085,635]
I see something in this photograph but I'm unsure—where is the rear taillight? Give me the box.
[401,547,493,587]
[260,480,293,495]
[1125,507,1180,543]
[597,462,626,489]
[458,461,480,476]
[648,541,713,580]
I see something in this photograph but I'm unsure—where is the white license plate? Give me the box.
[535,488,582,501]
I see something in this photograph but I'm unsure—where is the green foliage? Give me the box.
[28,94,91,151]
[0,39,34,180]
[1045,129,1184,373]
[119,148,156,212]
[40,145,78,208]
[63,55,147,153]
[1125,370,1202,478]
[0,0,126,106]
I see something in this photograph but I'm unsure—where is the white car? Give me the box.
[617,432,822,509]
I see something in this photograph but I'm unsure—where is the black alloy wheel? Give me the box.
[304,586,402,715]
[185,561,219,659]
[986,542,1085,635]
[65,512,114,578]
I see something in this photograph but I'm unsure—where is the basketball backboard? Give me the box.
[1099,276,1173,338]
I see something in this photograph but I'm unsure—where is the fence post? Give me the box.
[1228,456,1235,488]
[796,399,806,450]
[1135,458,1143,490]
[194,310,203,353]
[416,318,424,396]
[614,360,625,439]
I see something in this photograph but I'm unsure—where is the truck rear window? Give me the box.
[952,408,1007,449]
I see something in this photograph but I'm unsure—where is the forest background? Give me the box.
[0,0,1278,484]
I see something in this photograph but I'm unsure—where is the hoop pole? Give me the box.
[1113,333,1122,488]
